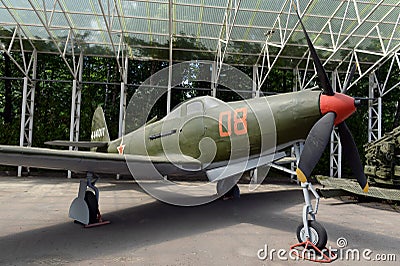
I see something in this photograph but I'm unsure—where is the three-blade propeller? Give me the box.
[294,6,369,192]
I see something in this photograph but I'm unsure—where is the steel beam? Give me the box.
[211,61,217,97]
[119,56,129,137]
[330,129,342,178]
[166,0,174,113]
[298,0,399,93]
[255,0,314,90]
[17,50,37,176]
[213,0,241,84]
[67,53,84,178]
[330,70,342,178]
[368,72,382,142]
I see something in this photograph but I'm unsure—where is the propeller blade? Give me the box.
[296,112,335,182]
[337,122,369,192]
[342,64,357,95]
[294,6,334,96]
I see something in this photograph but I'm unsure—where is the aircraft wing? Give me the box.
[206,151,286,182]
[0,145,201,177]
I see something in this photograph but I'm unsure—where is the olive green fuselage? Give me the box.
[108,90,322,167]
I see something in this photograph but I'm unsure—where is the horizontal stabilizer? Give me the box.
[45,140,108,148]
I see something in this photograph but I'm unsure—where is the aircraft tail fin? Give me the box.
[91,106,110,143]
[45,107,110,151]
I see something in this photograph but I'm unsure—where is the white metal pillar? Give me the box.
[251,65,259,183]
[118,83,126,137]
[166,0,173,114]
[211,61,217,97]
[291,67,301,182]
[252,65,259,98]
[330,70,342,178]
[118,56,129,137]
[213,0,241,84]
[18,50,37,177]
[68,53,84,178]
[330,130,342,178]
[368,72,382,142]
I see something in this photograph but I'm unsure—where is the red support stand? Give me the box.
[84,212,111,228]
[84,220,110,228]
[290,239,337,263]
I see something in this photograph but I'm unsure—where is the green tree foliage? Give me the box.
[1,31,400,180]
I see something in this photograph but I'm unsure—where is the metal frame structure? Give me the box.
[329,70,342,178]
[67,52,83,178]
[1,1,400,177]
[17,49,37,177]
[214,0,241,85]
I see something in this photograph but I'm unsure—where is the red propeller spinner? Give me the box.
[320,93,357,126]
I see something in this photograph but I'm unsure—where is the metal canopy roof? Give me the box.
[1,1,399,179]
[0,0,400,83]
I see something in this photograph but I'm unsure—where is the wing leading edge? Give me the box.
[0,145,201,177]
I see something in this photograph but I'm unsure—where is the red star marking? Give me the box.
[117,143,125,155]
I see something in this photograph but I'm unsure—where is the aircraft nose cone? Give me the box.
[320,93,357,125]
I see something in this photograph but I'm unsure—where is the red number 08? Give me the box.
[219,108,248,137]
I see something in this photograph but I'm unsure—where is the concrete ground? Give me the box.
[0,174,399,265]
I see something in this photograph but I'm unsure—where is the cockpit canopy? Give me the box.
[164,96,224,120]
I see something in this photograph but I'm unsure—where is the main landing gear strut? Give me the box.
[68,172,110,227]
[290,182,336,263]
[216,177,240,200]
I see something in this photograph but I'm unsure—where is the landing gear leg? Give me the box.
[69,172,110,227]
[216,177,240,200]
[290,182,336,262]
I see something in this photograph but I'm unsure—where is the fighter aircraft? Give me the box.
[0,6,369,251]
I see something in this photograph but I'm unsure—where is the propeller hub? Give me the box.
[320,93,357,125]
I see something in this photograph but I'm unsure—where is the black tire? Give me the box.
[223,185,239,198]
[84,191,99,224]
[230,184,240,198]
[296,220,327,250]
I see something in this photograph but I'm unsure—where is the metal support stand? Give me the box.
[69,172,110,227]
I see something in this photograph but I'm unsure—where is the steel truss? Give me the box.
[214,0,241,85]
[0,0,131,177]
[367,52,400,142]
[0,23,38,176]
[255,0,313,92]
[276,1,400,178]
[0,0,399,179]
[330,70,342,178]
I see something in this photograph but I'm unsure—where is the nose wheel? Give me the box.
[296,220,327,250]
[290,182,336,262]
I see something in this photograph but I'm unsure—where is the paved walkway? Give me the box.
[0,175,398,265]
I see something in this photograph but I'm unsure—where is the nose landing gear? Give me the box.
[290,182,336,263]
